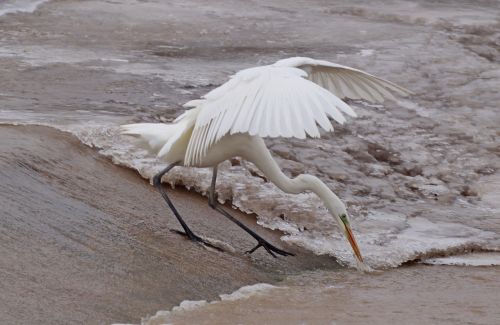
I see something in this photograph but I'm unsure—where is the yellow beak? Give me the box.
[344,223,363,262]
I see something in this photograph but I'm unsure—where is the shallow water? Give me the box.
[142,264,500,325]
[0,0,499,323]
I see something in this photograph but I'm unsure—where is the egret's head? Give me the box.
[335,212,363,263]
[297,174,364,262]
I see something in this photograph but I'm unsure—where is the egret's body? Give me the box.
[122,57,412,260]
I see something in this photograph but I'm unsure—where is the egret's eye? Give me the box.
[339,213,348,224]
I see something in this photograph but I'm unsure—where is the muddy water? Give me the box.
[0,0,499,324]
[145,265,500,325]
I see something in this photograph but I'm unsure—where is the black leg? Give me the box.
[153,163,221,251]
[208,165,294,258]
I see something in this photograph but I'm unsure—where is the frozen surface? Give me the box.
[0,0,499,269]
[0,0,49,16]
[422,252,500,266]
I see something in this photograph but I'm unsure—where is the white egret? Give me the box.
[122,57,412,261]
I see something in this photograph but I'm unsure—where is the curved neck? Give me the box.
[242,137,344,216]
[296,174,345,215]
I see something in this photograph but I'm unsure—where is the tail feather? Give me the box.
[121,123,178,154]
[121,108,199,160]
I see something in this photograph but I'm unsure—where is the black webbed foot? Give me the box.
[170,229,224,252]
[245,239,295,258]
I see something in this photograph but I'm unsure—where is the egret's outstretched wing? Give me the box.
[273,57,413,103]
[183,65,355,166]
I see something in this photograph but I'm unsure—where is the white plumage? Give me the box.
[166,57,411,166]
[123,57,412,166]
[273,57,411,101]
[121,56,412,261]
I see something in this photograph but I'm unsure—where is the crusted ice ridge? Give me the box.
[66,123,500,269]
[0,0,50,16]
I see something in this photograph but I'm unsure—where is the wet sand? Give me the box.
[0,125,337,325]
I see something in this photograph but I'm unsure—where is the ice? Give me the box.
[359,49,374,57]
[422,252,500,266]
[0,0,50,16]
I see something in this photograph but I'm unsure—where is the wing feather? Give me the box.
[327,72,346,99]
[308,93,334,132]
[338,73,373,101]
[233,77,265,134]
[248,85,269,136]
[182,58,412,166]
[295,87,320,138]
[336,71,363,100]
[347,73,384,102]
[278,87,294,137]
[274,56,413,104]
[289,90,306,139]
